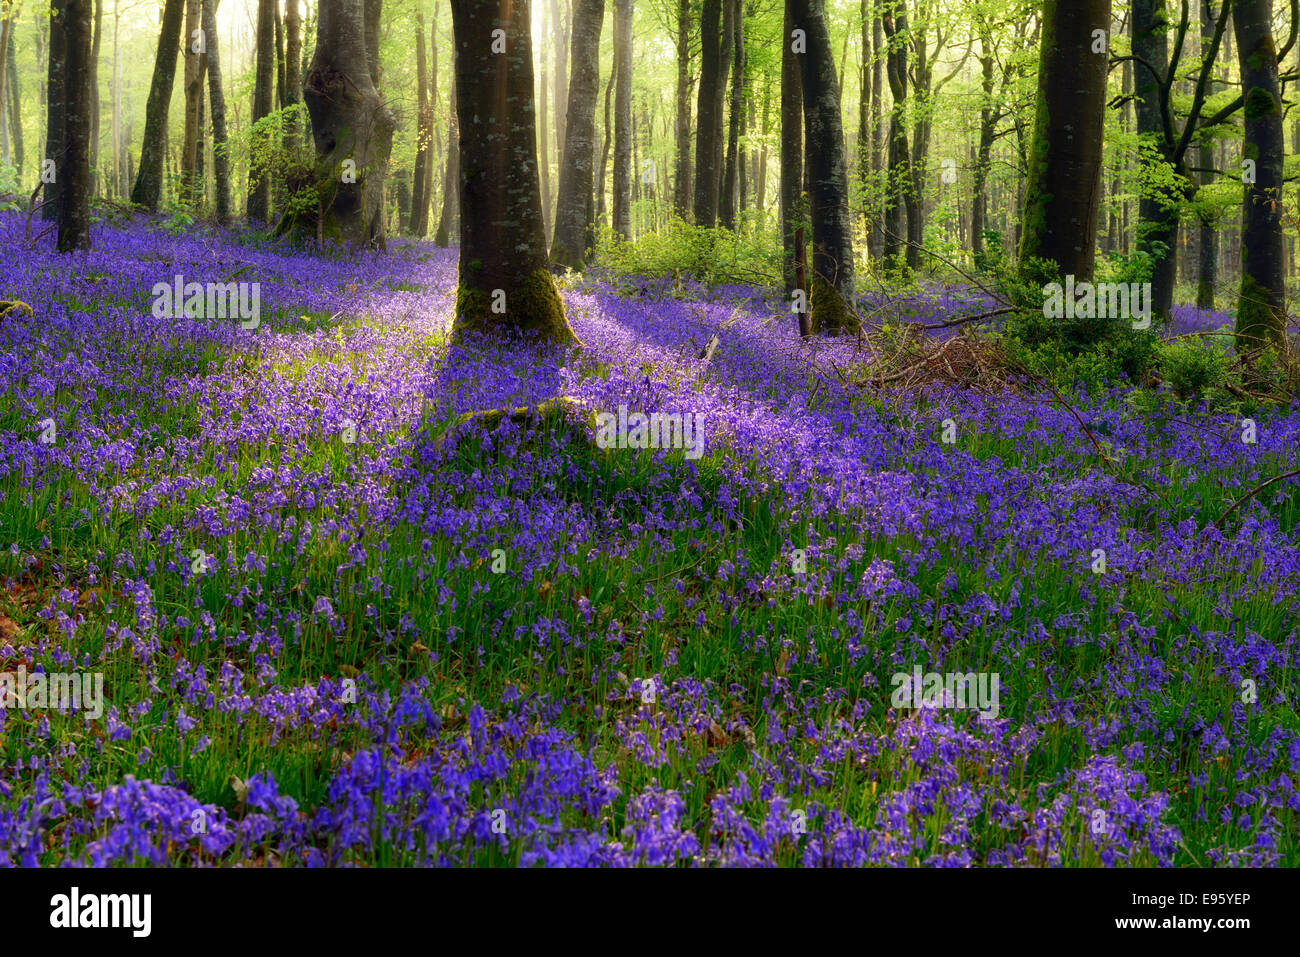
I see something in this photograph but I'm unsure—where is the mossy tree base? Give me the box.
[809,277,861,337]
[451,269,580,347]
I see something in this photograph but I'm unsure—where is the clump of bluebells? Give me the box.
[0,210,1297,867]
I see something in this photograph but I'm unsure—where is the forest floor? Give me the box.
[0,211,1296,866]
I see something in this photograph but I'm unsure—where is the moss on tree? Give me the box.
[809,276,861,336]
[451,268,579,347]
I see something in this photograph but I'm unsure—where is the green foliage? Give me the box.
[1158,337,1232,404]
[592,219,782,290]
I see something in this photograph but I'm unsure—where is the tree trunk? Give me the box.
[248,0,276,221]
[202,0,231,223]
[971,27,995,263]
[694,0,725,226]
[182,0,204,206]
[720,0,744,230]
[289,0,395,246]
[132,0,184,210]
[59,0,92,251]
[449,0,575,344]
[672,0,691,219]
[1133,0,1178,317]
[552,0,568,216]
[780,0,803,296]
[275,0,286,107]
[611,0,632,239]
[434,50,460,246]
[792,0,856,333]
[551,0,605,269]
[880,1,910,268]
[412,10,431,236]
[1234,0,1286,348]
[285,0,303,147]
[1017,0,1110,282]
[44,0,68,221]
[597,54,614,224]
[869,12,883,258]
[1196,0,1218,309]
[5,24,21,176]
[90,0,102,193]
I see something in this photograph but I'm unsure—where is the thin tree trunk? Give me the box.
[44,0,68,220]
[780,0,803,296]
[412,9,431,236]
[434,49,459,247]
[248,0,275,221]
[792,0,856,333]
[597,54,614,225]
[720,0,744,229]
[551,0,605,268]
[672,0,691,219]
[612,0,632,239]
[59,0,92,250]
[182,0,203,206]
[285,0,302,146]
[203,0,231,223]
[1234,0,1286,348]
[694,0,725,226]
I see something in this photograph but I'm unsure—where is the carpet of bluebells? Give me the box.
[0,210,1297,868]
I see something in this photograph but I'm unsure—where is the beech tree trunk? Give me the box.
[612,0,633,239]
[672,0,692,219]
[202,0,231,223]
[1133,0,1177,317]
[880,1,911,268]
[248,0,276,221]
[412,10,432,236]
[58,0,92,251]
[285,0,302,147]
[694,0,725,226]
[551,0,605,269]
[434,50,459,246]
[791,0,856,333]
[720,0,745,230]
[181,0,204,206]
[1234,0,1286,348]
[45,0,68,220]
[449,0,575,344]
[1196,0,1217,309]
[780,0,804,296]
[1017,0,1111,282]
[293,0,396,247]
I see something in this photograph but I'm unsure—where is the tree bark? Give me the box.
[1017,0,1110,282]
[780,0,803,296]
[1196,0,1218,309]
[694,0,725,226]
[248,0,276,221]
[551,0,604,269]
[1234,0,1286,348]
[5,24,21,175]
[434,50,460,246]
[285,0,303,147]
[44,0,68,220]
[612,0,632,239]
[182,0,204,206]
[720,0,744,230]
[792,0,856,333]
[59,0,92,251]
[449,0,575,344]
[201,0,231,223]
[285,0,395,246]
[672,0,692,219]
[413,9,432,236]
[1132,0,1179,317]
[880,1,911,268]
